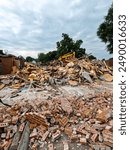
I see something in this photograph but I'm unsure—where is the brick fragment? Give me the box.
[80,138,87,144]
[59,116,68,127]
[11,116,18,124]
[30,128,38,138]
[0,122,8,128]
[91,133,98,143]
[32,143,38,149]
[6,108,18,116]
[6,129,11,140]
[86,133,91,139]
[63,140,69,150]
[19,122,25,132]
[85,125,99,134]
[29,123,37,129]
[96,109,112,122]
[102,129,113,144]
[2,140,12,150]
[52,130,61,141]
[64,127,72,136]
[25,112,48,128]
[42,131,49,141]
[61,99,73,114]
[70,135,78,142]
[81,109,93,118]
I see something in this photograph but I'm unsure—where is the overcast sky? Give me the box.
[0,0,112,59]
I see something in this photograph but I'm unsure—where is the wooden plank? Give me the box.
[17,122,30,150]
[9,131,21,150]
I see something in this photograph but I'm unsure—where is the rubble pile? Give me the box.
[0,58,113,90]
[0,92,113,150]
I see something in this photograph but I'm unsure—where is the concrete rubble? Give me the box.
[0,58,113,150]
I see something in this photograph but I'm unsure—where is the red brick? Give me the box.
[64,127,72,136]
[30,128,38,138]
[85,125,99,134]
[25,113,48,127]
[42,131,49,141]
[91,133,98,142]
[102,129,113,144]
[19,122,25,132]
[61,99,73,114]
[6,129,11,140]
[11,116,18,124]
[0,122,8,128]
[59,116,68,127]
[70,135,79,142]
[52,130,61,141]
[80,138,87,144]
[96,109,112,122]
[63,140,69,150]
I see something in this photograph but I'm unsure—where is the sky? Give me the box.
[0,0,112,59]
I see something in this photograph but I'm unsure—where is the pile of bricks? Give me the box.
[0,92,113,150]
[0,58,113,90]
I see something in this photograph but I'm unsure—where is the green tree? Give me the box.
[38,51,57,62]
[97,4,113,54]
[38,53,45,62]
[88,54,97,60]
[0,50,5,55]
[56,33,86,58]
[26,56,35,62]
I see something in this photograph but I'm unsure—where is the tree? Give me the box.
[88,54,97,60]
[0,50,5,55]
[56,33,86,58]
[38,51,57,62]
[38,53,45,62]
[97,4,113,54]
[26,56,35,62]
[37,33,86,62]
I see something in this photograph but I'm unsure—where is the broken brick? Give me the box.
[96,109,112,122]
[63,140,69,150]
[70,135,79,142]
[11,116,18,124]
[19,122,25,132]
[0,122,8,128]
[59,116,68,127]
[30,128,38,138]
[102,129,113,146]
[61,99,73,114]
[52,130,61,141]
[64,127,72,136]
[6,129,11,140]
[42,131,49,141]
[91,133,98,143]
[80,138,87,144]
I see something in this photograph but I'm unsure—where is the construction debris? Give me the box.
[0,91,113,149]
[0,58,112,90]
[0,58,113,149]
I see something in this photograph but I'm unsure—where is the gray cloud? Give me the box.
[0,0,112,59]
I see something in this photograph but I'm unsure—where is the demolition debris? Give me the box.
[0,58,113,150]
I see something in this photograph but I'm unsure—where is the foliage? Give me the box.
[0,50,5,55]
[26,56,35,62]
[88,54,97,60]
[56,33,86,58]
[38,33,86,62]
[97,4,113,54]
[38,51,57,62]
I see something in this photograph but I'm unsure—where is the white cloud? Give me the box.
[0,0,112,59]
